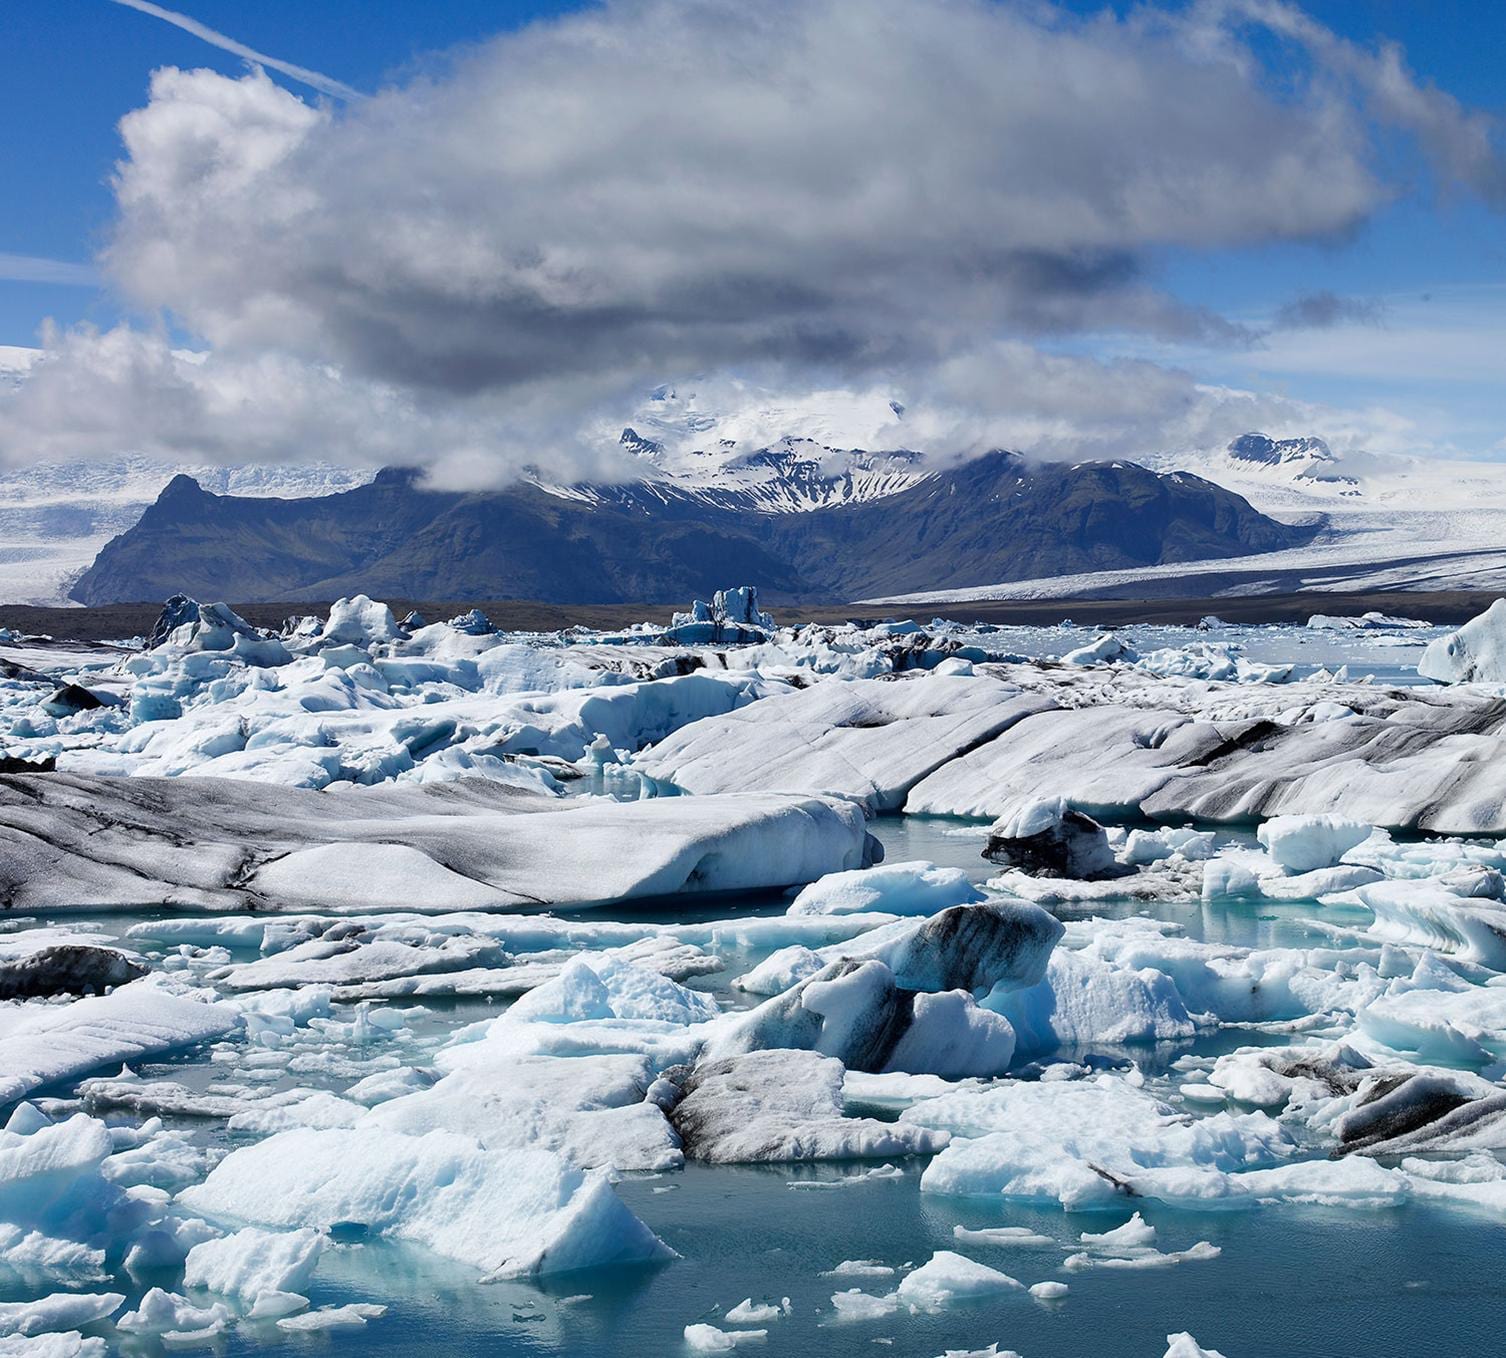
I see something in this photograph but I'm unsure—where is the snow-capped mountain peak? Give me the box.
[555,382,932,513]
[1227,432,1335,466]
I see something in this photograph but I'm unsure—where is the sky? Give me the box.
[0,0,1503,482]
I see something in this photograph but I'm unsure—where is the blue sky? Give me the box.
[1,1,1503,472]
[1,1,576,340]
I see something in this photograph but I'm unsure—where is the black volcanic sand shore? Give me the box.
[0,590,1494,642]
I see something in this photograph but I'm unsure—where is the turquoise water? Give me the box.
[8,815,1506,1356]
[93,1165,1506,1358]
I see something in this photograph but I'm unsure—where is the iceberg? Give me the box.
[182,1227,324,1316]
[0,985,240,1105]
[668,1049,949,1162]
[0,946,145,1000]
[370,1051,683,1172]
[786,861,982,917]
[179,1127,675,1278]
[1256,813,1372,873]
[635,676,1050,811]
[982,798,1120,880]
[0,773,872,911]
[1165,1335,1228,1358]
[906,1072,1293,1210]
[894,1250,1022,1310]
[1418,598,1506,683]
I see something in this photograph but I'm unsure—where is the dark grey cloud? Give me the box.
[1273,290,1386,330]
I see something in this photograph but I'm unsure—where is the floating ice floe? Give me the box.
[370,1050,684,1172]
[982,798,1120,880]
[182,1226,323,1318]
[0,984,239,1105]
[894,1250,1022,1309]
[904,1071,1297,1210]
[178,1129,675,1278]
[683,1322,769,1350]
[786,861,982,917]
[1165,1335,1228,1358]
[1256,813,1373,873]
[0,1293,122,1339]
[0,774,871,912]
[702,903,1062,1078]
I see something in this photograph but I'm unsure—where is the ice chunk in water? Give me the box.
[1164,1335,1228,1358]
[0,1294,123,1338]
[182,1227,324,1315]
[907,1073,1292,1210]
[116,1289,231,1338]
[683,1323,768,1350]
[277,1304,387,1331]
[179,1127,674,1277]
[983,799,1120,881]
[1079,1212,1156,1249]
[733,946,824,996]
[723,1298,789,1324]
[986,949,1196,1055]
[705,958,1017,1078]
[507,955,718,1026]
[895,1250,1022,1310]
[1257,814,1372,873]
[0,985,240,1105]
[1418,599,1506,684]
[787,861,982,917]
[670,1049,948,1163]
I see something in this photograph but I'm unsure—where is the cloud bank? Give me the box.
[3,0,1502,482]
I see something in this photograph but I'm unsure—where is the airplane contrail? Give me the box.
[0,253,100,287]
[107,0,365,101]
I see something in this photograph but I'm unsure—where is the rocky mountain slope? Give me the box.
[71,452,1309,605]
[0,457,371,607]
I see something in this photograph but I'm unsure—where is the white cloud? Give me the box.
[1,0,1500,480]
[103,0,1388,396]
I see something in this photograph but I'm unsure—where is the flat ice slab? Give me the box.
[0,773,871,912]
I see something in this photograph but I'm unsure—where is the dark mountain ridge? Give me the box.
[71,452,1315,606]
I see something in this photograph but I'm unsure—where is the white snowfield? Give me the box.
[1,592,1506,1349]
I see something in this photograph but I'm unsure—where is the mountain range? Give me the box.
[37,379,1506,610]
[69,448,1307,606]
